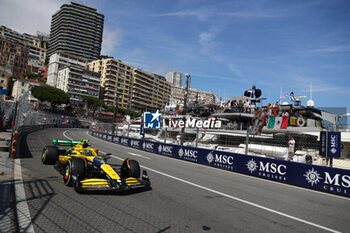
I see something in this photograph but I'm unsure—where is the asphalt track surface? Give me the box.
[17,128,350,233]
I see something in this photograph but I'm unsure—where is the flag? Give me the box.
[280,117,288,129]
[290,117,298,125]
[274,117,283,129]
[267,117,275,128]
[268,116,288,129]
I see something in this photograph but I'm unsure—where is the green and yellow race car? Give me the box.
[41,139,151,193]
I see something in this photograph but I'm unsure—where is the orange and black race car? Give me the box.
[42,139,151,193]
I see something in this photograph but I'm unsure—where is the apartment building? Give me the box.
[0,37,29,78]
[47,53,88,87]
[57,66,100,105]
[88,58,171,112]
[166,71,183,87]
[47,2,104,61]
[0,66,11,100]
[170,86,215,107]
[0,26,48,72]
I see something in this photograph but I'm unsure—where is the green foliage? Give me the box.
[102,105,141,118]
[31,86,70,105]
[82,96,104,108]
[37,78,46,83]
[82,96,104,117]
[24,72,37,80]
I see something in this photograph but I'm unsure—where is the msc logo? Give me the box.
[178,148,198,158]
[206,152,234,165]
[143,110,161,129]
[158,145,172,154]
[121,138,129,145]
[143,142,154,150]
[130,140,139,147]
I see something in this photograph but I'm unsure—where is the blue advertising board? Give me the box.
[319,132,341,158]
[90,130,350,197]
[327,132,341,158]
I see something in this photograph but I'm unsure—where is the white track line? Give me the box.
[109,154,340,233]
[85,130,349,201]
[63,130,73,140]
[127,152,151,160]
[14,159,35,233]
[68,130,342,232]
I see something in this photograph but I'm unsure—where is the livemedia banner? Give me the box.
[90,131,350,197]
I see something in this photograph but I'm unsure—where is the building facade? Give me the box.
[0,37,29,78]
[1,26,48,74]
[47,2,104,61]
[47,53,88,87]
[88,58,171,112]
[166,71,183,87]
[0,66,12,100]
[170,86,215,107]
[57,66,100,105]
[11,79,46,101]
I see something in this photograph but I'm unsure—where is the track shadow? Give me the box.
[16,134,33,159]
[76,186,153,196]
[12,178,56,232]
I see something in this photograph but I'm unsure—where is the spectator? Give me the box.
[288,136,295,160]
[233,121,239,130]
[282,110,289,117]
[238,100,243,113]
[243,101,249,113]
[226,121,234,129]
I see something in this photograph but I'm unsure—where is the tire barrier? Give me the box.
[90,130,350,198]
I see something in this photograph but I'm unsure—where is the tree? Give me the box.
[31,86,70,111]
[82,96,104,117]
[24,72,37,80]
[25,72,46,83]
[102,105,141,118]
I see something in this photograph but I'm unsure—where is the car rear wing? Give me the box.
[53,139,87,146]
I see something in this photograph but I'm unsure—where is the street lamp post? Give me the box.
[181,73,191,146]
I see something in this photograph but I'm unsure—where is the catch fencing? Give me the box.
[2,91,83,158]
[1,91,79,130]
[90,130,350,198]
[91,121,350,170]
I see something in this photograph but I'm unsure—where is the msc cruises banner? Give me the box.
[90,131,350,198]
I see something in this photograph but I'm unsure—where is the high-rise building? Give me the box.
[47,2,104,61]
[166,71,183,87]
[88,58,171,112]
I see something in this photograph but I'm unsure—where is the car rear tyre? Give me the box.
[121,158,140,178]
[63,158,86,186]
[42,146,59,165]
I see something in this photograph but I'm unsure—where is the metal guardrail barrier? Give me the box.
[89,130,350,198]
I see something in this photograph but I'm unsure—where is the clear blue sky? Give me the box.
[1,0,350,115]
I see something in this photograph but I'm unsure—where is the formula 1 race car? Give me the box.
[41,139,151,193]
